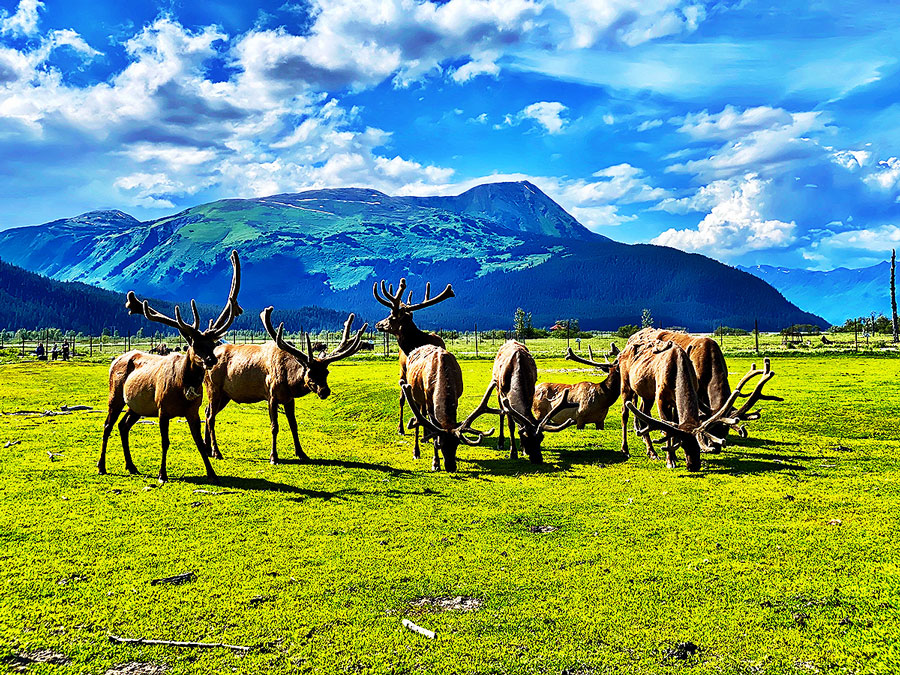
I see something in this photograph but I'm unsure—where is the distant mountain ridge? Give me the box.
[0,181,825,331]
[738,262,889,324]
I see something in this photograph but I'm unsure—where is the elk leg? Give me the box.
[497,393,506,450]
[620,395,631,458]
[187,414,219,483]
[118,410,141,474]
[432,441,441,472]
[398,389,406,435]
[158,416,170,484]
[640,398,657,459]
[283,398,308,461]
[204,396,228,460]
[99,400,125,475]
[268,401,280,464]
[413,424,421,460]
[508,415,518,461]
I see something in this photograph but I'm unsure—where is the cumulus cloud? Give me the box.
[516,101,569,134]
[652,174,797,259]
[0,0,43,38]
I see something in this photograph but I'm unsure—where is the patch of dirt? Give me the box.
[6,649,70,671]
[661,641,699,661]
[105,662,169,675]
[410,596,482,613]
[529,525,558,533]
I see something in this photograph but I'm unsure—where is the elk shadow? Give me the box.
[182,475,362,497]
[725,436,800,449]
[702,455,807,475]
[304,457,412,477]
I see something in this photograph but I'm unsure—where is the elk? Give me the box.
[629,328,732,437]
[534,345,621,430]
[400,345,497,472]
[204,309,367,464]
[98,250,242,484]
[620,338,778,471]
[373,277,455,434]
[492,340,576,463]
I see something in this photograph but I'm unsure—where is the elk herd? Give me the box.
[99,250,782,484]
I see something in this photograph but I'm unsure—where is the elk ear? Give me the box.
[686,344,694,357]
[597,363,614,372]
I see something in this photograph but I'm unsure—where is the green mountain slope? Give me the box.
[0,182,825,331]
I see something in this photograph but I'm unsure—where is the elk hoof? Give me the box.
[126,464,139,475]
[431,463,441,472]
[270,457,280,465]
[158,473,168,484]
[397,426,406,435]
[295,452,310,463]
[97,465,106,475]
[498,440,506,450]
[647,450,660,460]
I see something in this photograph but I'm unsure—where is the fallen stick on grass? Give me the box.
[4,440,22,448]
[402,619,436,639]
[150,572,195,586]
[107,634,252,652]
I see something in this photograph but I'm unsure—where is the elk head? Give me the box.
[372,278,455,336]
[505,390,576,463]
[261,308,368,399]
[125,250,242,369]
[625,358,781,472]
[400,381,497,472]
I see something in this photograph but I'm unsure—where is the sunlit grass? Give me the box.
[0,354,898,673]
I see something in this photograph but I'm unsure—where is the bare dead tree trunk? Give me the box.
[892,249,898,343]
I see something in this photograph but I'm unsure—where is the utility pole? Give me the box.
[892,248,898,343]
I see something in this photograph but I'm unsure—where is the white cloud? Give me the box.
[0,0,43,38]
[637,118,663,132]
[668,109,828,180]
[652,174,797,259]
[517,101,568,134]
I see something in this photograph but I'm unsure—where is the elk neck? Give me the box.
[396,319,440,355]
[673,351,702,428]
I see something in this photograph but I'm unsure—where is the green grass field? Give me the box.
[1,350,899,674]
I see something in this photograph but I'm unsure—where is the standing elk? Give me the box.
[204,309,367,464]
[373,277,455,434]
[492,340,576,463]
[620,338,778,471]
[533,344,621,431]
[98,250,242,484]
[400,345,497,472]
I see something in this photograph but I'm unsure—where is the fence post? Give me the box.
[90,335,93,357]
[754,318,759,355]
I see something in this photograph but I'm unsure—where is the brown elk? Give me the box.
[400,345,497,472]
[98,250,242,484]
[203,309,367,464]
[492,340,576,463]
[533,345,621,430]
[620,338,778,471]
[629,328,781,441]
[373,277,455,434]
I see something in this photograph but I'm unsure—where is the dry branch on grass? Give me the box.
[107,634,252,652]
[401,619,436,639]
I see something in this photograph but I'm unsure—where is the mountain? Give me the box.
[0,181,825,331]
[738,262,889,325]
[0,259,354,334]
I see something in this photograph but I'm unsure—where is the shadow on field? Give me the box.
[727,436,799,449]
[703,454,806,475]
[465,446,628,476]
[182,475,361,498]
[305,457,412,476]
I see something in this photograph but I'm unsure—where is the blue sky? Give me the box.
[0,0,899,270]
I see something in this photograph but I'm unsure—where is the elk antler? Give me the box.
[455,381,500,445]
[731,358,783,420]
[260,306,310,365]
[625,401,725,453]
[320,314,369,365]
[505,390,576,435]
[125,250,242,343]
[373,277,454,314]
[373,278,407,310]
[564,347,614,372]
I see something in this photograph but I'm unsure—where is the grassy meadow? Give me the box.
[0,346,899,674]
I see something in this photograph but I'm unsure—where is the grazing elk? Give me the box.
[98,250,242,484]
[533,345,622,430]
[492,340,576,463]
[204,309,367,464]
[629,328,782,442]
[373,277,455,434]
[620,338,778,471]
[400,344,497,472]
